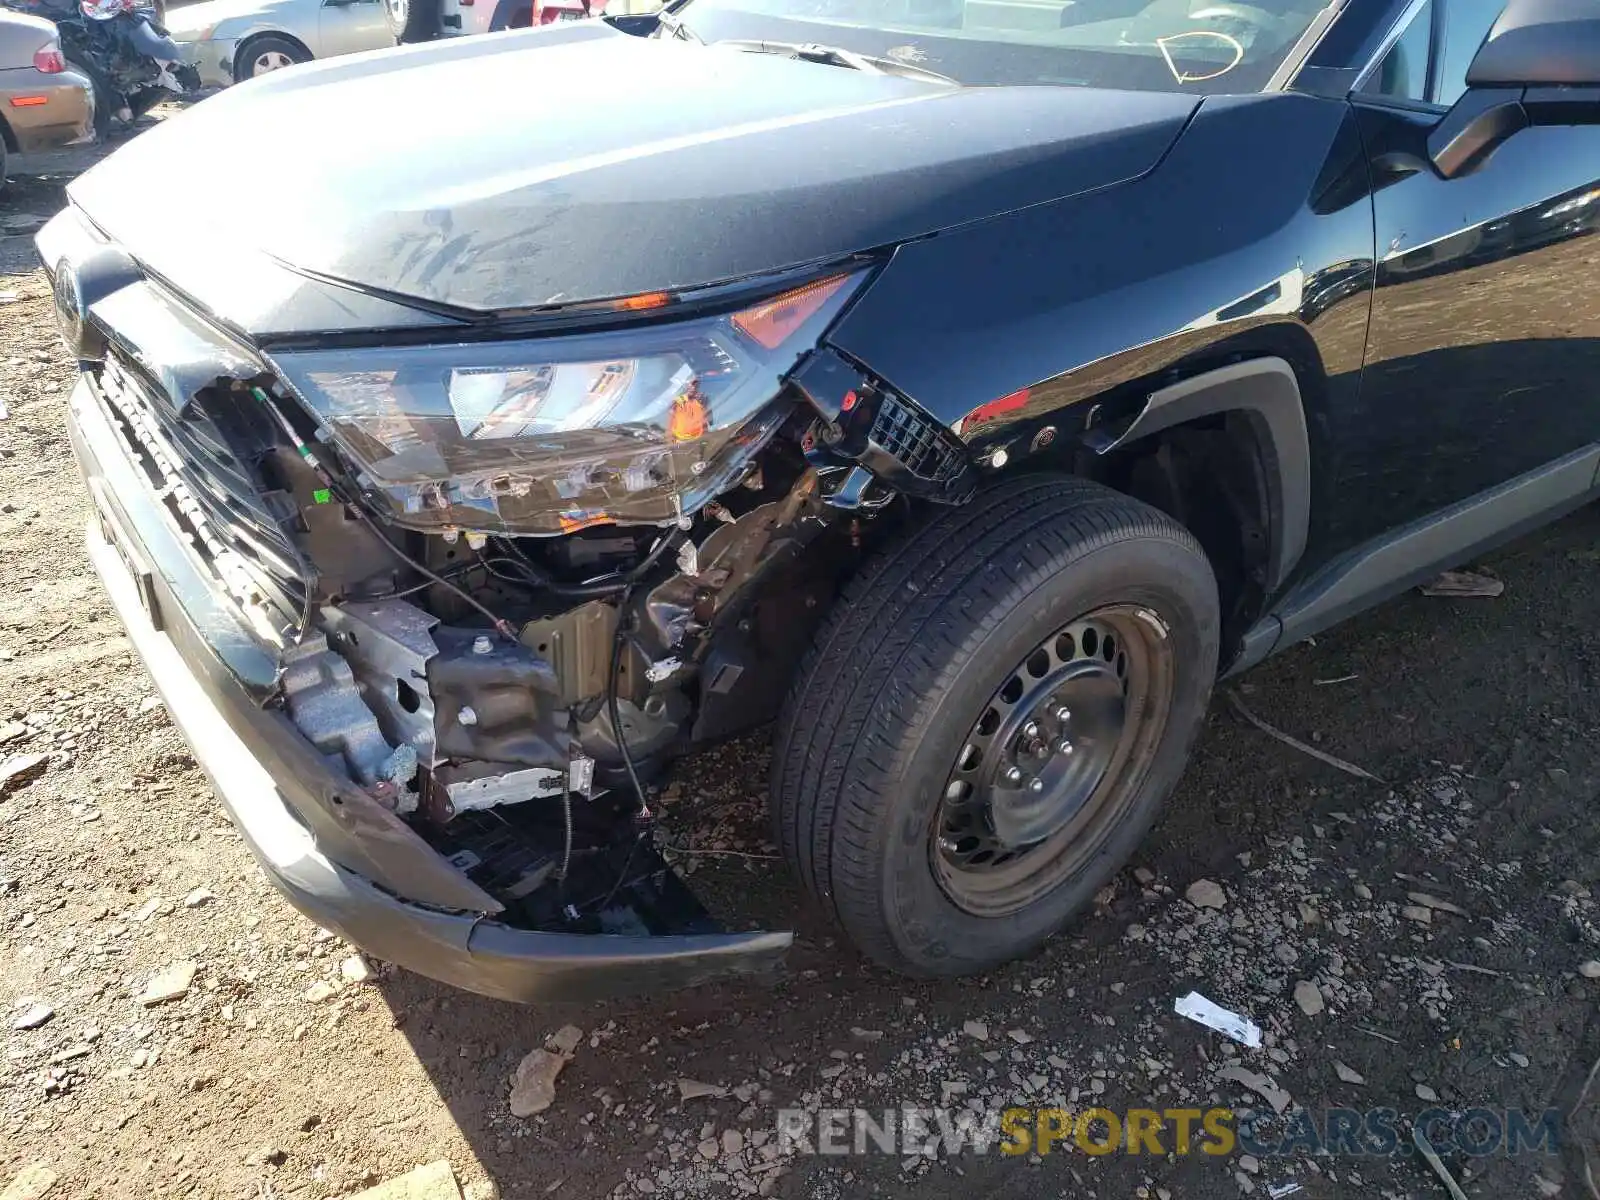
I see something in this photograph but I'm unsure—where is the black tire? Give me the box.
[772,475,1220,977]
[233,34,310,82]
[383,0,441,42]
[66,57,112,139]
[0,134,8,196]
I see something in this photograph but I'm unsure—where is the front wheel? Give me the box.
[771,475,1220,977]
[235,34,309,82]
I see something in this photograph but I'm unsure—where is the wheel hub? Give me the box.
[986,666,1125,846]
[933,608,1168,917]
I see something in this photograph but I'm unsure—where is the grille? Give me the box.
[870,392,967,486]
[96,351,309,639]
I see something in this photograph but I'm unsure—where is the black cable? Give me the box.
[346,509,518,640]
[478,555,630,599]
[556,784,573,897]
[596,833,646,914]
[348,562,474,602]
[251,387,518,640]
[484,526,687,599]
[608,580,652,822]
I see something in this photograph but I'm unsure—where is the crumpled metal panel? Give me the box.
[319,600,440,765]
[280,633,404,788]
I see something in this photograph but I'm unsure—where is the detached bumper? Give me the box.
[67,375,791,1002]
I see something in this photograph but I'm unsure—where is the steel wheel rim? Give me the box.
[255,50,294,73]
[931,605,1176,918]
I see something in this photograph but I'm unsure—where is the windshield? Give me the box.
[664,0,1333,92]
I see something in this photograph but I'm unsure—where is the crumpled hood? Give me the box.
[68,22,1198,325]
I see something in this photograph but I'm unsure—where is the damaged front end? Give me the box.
[44,209,976,997]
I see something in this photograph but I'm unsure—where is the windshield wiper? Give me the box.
[713,39,960,86]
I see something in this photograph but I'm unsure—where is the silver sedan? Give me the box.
[166,0,396,88]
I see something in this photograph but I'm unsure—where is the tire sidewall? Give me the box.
[873,530,1218,973]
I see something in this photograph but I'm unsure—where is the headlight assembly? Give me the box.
[267,271,867,536]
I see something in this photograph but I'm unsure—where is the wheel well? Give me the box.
[1097,410,1274,651]
[233,31,312,80]
[1059,353,1312,660]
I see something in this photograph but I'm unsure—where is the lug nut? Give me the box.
[1027,778,1044,794]
[1004,766,1023,784]
[939,837,960,854]
[458,706,478,727]
[1022,721,1040,739]
[1059,740,1074,755]
[1054,706,1071,721]
[472,635,493,656]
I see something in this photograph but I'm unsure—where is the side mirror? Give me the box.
[1428,0,1600,178]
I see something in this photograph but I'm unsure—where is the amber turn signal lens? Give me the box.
[667,390,709,442]
[732,274,852,351]
[614,291,673,312]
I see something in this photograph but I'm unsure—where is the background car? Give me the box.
[0,9,92,186]
[165,0,395,86]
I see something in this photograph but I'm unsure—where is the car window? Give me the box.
[668,0,1337,93]
[1434,0,1504,105]
[1360,0,1432,103]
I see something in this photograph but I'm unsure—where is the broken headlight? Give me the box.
[266,272,867,536]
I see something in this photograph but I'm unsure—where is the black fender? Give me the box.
[1091,358,1311,594]
[823,91,1377,581]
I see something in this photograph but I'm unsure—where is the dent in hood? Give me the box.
[68,23,1198,324]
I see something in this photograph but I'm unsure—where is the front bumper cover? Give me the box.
[67,374,791,1002]
[178,37,238,90]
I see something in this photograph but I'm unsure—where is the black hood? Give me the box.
[67,23,1198,324]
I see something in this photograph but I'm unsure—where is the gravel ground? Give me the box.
[4,134,1600,1200]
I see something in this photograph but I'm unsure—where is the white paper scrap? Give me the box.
[1173,990,1263,1048]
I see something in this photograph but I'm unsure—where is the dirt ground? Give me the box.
[3,131,1600,1200]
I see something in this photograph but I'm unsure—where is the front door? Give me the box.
[1333,0,1600,548]
[319,0,395,57]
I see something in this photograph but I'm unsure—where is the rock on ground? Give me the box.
[1186,878,1227,909]
[138,961,197,1006]
[1292,980,1325,1016]
[509,1049,568,1117]
[1,1164,57,1200]
[348,1161,462,1200]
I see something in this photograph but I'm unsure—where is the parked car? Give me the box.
[36,0,1600,1002]
[167,0,631,86]
[0,9,91,186]
[165,0,394,86]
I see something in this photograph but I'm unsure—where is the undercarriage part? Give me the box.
[574,688,692,772]
[432,761,565,816]
[319,600,440,764]
[641,471,829,651]
[427,627,568,769]
[421,799,723,935]
[519,601,617,707]
[279,634,417,803]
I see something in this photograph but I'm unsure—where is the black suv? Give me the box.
[40,0,1600,1000]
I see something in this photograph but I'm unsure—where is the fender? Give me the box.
[1092,358,1311,594]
